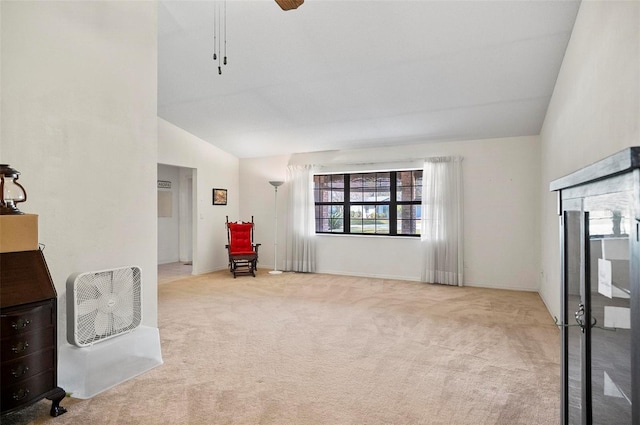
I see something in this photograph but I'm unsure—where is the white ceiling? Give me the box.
[158,0,580,159]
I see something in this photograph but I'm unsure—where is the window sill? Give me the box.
[315,233,420,240]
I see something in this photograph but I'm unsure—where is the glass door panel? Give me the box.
[586,192,633,424]
[565,210,585,424]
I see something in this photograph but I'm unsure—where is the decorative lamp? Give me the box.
[269,180,285,275]
[0,164,27,215]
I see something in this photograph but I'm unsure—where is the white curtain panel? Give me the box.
[284,164,316,272]
[420,156,464,286]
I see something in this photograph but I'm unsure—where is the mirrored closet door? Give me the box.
[552,147,639,425]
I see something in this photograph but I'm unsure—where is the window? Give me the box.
[314,170,422,236]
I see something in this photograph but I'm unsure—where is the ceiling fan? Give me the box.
[274,0,304,11]
[212,0,303,74]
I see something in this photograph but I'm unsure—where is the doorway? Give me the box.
[157,164,195,284]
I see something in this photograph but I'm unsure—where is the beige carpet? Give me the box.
[3,270,560,424]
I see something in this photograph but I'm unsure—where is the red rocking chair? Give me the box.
[225,216,261,278]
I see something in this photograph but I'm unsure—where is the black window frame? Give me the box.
[314,170,422,237]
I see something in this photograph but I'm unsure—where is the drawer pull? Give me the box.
[11,341,30,354]
[11,364,30,378]
[12,388,30,401]
[11,318,31,330]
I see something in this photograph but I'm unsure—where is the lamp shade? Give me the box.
[0,164,27,215]
[269,181,284,188]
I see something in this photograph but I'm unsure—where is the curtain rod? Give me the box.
[311,156,460,167]
[322,159,424,166]
[289,154,461,168]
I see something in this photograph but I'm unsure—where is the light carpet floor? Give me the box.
[3,270,560,424]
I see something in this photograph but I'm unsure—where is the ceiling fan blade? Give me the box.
[274,0,303,11]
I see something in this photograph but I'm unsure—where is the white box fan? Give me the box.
[67,266,142,347]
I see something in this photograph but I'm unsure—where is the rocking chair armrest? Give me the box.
[253,243,261,252]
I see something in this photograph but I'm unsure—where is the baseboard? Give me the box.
[315,269,422,282]
[315,269,539,292]
[463,281,539,292]
[536,288,558,322]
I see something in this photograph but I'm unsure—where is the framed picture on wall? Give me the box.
[213,188,227,205]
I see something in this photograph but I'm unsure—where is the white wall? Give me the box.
[241,136,541,291]
[158,118,240,274]
[539,0,640,318]
[1,0,158,342]
[157,164,180,264]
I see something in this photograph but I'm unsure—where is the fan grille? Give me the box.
[69,266,142,347]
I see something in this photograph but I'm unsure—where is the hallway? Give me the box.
[157,262,192,284]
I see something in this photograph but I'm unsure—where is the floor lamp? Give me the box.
[269,180,284,274]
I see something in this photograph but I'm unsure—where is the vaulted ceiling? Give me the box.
[158,0,580,158]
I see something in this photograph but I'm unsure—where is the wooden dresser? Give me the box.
[0,250,66,417]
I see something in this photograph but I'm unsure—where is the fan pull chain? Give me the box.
[216,2,222,75]
[217,1,222,74]
[212,1,227,75]
[223,0,228,66]
[213,3,217,61]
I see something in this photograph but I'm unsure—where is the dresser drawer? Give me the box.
[1,370,55,412]
[0,327,55,361]
[0,302,54,336]
[0,251,64,418]
[1,348,54,385]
